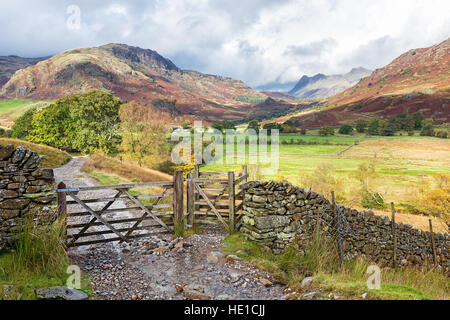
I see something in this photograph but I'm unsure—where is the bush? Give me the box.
[380,122,397,136]
[356,122,367,133]
[420,123,435,137]
[212,120,236,132]
[361,191,386,209]
[436,131,448,139]
[367,118,380,135]
[338,124,354,135]
[318,126,335,136]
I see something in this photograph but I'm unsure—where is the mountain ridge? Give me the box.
[1,43,293,123]
[288,67,372,99]
[282,38,450,127]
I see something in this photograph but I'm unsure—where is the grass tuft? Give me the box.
[0,213,90,300]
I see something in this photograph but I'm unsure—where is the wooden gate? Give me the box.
[57,171,184,247]
[186,165,248,231]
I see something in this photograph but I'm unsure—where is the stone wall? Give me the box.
[240,180,449,272]
[0,145,56,251]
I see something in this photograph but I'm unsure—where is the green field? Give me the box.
[0,99,51,128]
[203,134,450,215]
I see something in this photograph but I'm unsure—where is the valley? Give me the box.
[0,34,449,302]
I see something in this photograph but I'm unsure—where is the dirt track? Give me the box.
[54,157,286,300]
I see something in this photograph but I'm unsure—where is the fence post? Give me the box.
[429,219,437,267]
[391,202,397,269]
[173,170,184,235]
[57,182,67,237]
[228,172,236,233]
[193,165,200,214]
[332,191,344,271]
[242,165,248,182]
[187,172,194,228]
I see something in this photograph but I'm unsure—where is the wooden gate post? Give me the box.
[187,172,194,228]
[57,182,67,236]
[228,171,236,233]
[429,219,438,267]
[193,165,200,214]
[391,202,397,269]
[173,170,184,235]
[242,165,248,181]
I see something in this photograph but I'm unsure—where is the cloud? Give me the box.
[285,38,338,57]
[0,0,448,87]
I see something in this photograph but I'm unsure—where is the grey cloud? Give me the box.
[285,38,338,57]
[0,0,449,87]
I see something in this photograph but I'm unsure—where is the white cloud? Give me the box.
[0,0,448,86]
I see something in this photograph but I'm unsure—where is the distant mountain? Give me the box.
[0,55,48,86]
[288,67,372,99]
[285,38,450,127]
[1,43,286,123]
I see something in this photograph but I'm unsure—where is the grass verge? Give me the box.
[0,138,71,168]
[0,214,91,300]
[222,232,449,300]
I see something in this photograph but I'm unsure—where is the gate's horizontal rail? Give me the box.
[69,231,168,247]
[55,181,173,193]
[192,178,228,184]
[194,211,234,217]
[194,219,228,227]
[195,201,229,207]
[199,172,229,177]
[68,204,172,217]
[67,225,151,239]
[65,193,173,205]
[67,214,174,229]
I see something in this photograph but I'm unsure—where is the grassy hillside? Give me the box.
[0,138,71,168]
[81,153,172,182]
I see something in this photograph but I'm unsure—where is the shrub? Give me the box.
[420,122,435,137]
[356,122,367,133]
[338,124,354,135]
[436,131,448,139]
[367,118,380,135]
[415,174,450,226]
[361,191,386,209]
[318,126,335,136]
[380,122,397,136]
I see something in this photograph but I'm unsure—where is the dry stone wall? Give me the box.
[0,145,56,251]
[240,180,449,272]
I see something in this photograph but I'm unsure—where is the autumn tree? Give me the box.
[119,101,171,167]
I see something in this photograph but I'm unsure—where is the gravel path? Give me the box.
[54,158,287,300]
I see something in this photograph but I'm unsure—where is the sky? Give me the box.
[0,0,449,87]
